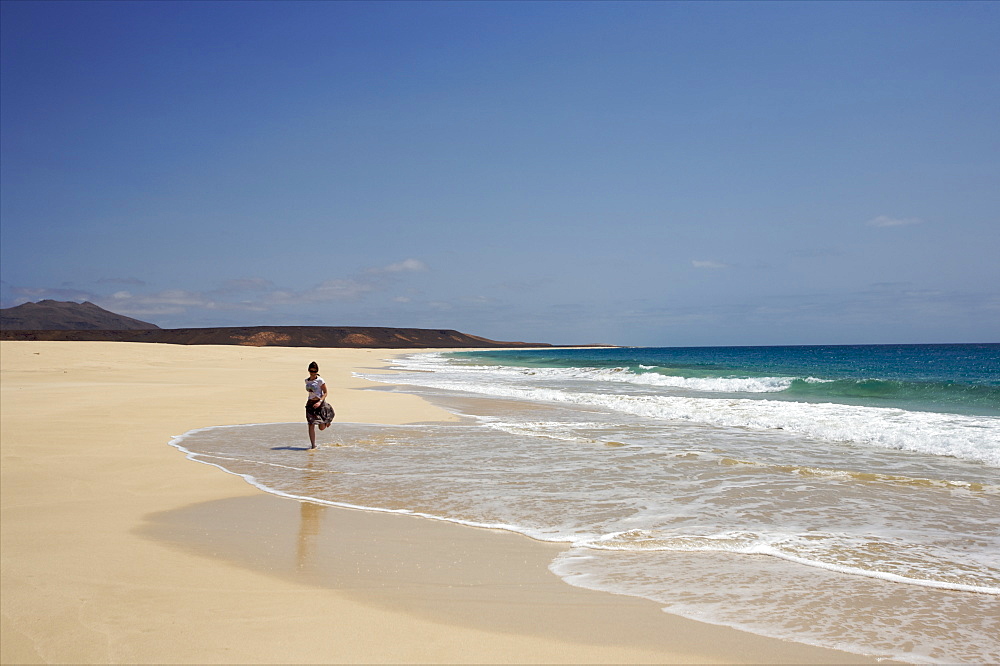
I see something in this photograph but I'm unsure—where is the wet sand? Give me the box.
[0,341,876,663]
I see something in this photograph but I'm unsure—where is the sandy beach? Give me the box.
[0,341,878,664]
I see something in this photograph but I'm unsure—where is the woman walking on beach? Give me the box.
[305,361,334,449]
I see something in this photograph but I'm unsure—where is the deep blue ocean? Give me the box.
[174,343,999,663]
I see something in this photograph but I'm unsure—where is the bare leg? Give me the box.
[308,424,317,449]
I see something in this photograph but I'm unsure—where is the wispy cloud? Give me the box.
[427,301,453,311]
[1,258,431,322]
[868,215,922,228]
[217,278,274,293]
[573,285,1000,345]
[97,277,147,286]
[369,258,428,274]
[691,260,730,269]
[793,247,845,259]
[290,279,376,304]
[106,289,222,316]
[6,286,93,304]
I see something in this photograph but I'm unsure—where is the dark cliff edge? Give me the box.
[0,326,551,348]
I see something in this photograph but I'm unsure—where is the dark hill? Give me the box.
[0,300,552,348]
[0,300,160,331]
[0,325,547,348]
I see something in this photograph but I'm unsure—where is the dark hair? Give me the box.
[308,362,319,372]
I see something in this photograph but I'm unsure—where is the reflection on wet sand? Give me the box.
[297,501,324,571]
[297,455,327,571]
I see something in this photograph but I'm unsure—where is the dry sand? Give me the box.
[1,341,877,663]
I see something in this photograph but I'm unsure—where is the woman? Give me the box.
[305,361,335,449]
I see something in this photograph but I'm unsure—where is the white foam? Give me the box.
[384,356,796,393]
[583,530,1000,595]
[361,360,1000,467]
[168,424,581,544]
[548,548,998,664]
[171,419,1000,665]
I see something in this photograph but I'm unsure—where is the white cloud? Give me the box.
[691,260,729,269]
[157,289,210,305]
[8,286,93,302]
[100,289,218,315]
[868,215,922,228]
[219,278,274,292]
[299,279,375,302]
[369,258,429,274]
[5,258,432,322]
[428,301,453,311]
[97,277,147,286]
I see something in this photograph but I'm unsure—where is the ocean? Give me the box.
[173,343,1000,663]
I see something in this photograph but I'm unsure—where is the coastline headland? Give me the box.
[0,325,550,348]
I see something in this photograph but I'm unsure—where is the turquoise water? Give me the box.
[173,343,1000,663]
[455,344,1000,416]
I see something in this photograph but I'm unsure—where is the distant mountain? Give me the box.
[0,300,160,331]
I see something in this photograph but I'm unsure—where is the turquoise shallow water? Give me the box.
[172,343,1000,663]
[455,343,1000,416]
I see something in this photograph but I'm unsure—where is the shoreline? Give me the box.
[1,341,876,663]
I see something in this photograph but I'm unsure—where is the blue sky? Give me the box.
[2,1,997,346]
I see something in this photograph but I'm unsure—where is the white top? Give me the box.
[305,376,326,400]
